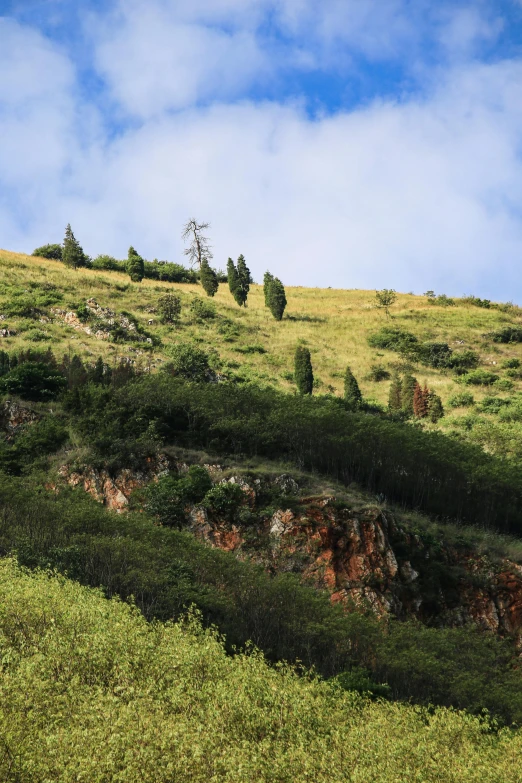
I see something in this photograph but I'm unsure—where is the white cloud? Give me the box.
[2,12,522,302]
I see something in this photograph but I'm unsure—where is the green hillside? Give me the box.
[0,557,520,783]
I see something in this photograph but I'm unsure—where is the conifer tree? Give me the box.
[127,247,145,282]
[428,392,444,422]
[263,271,274,306]
[267,277,287,321]
[62,224,86,269]
[294,346,313,395]
[200,259,219,297]
[413,381,428,418]
[236,254,251,306]
[401,373,417,416]
[388,373,402,411]
[227,258,240,302]
[344,366,362,410]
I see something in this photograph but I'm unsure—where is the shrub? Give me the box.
[91,255,126,271]
[344,367,362,410]
[460,296,491,308]
[142,466,212,527]
[266,276,287,321]
[200,259,219,297]
[502,358,521,369]
[459,369,500,386]
[368,328,418,353]
[447,392,475,408]
[366,364,390,382]
[494,378,514,392]
[158,293,182,324]
[235,344,266,355]
[190,298,216,320]
[415,342,452,369]
[374,289,397,316]
[0,362,66,401]
[427,294,455,306]
[32,243,62,260]
[488,327,522,344]
[164,343,211,381]
[202,481,245,519]
[479,397,511,414]
[446,350,479,374]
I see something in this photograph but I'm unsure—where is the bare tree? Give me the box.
[182,218,213,269]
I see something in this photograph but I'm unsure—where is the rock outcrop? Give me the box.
[0,400,38,439]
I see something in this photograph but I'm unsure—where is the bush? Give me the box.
[91,255,126,271]
[494,378,514,392]
[158,293,182,324]
[460,296,491,308]
[142,466,212,527]
[447,392,475,408]
[202,482,245,519]
[366,364,390,382]
[446,350,479,374]
[459,369,500,386]
[0,362,66,401]
[488,327,522,344]
[190,298,216,320]
[415,342,452,369]
[32,243,62,260]
[164,344,211,381]
[502,358,521,369]
[479,397,511,414]
[368,328,418,353]
[427,294,455,306]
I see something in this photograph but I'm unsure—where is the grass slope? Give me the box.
[0,557,520,783]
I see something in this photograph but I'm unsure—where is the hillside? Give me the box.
[3,248,522,461]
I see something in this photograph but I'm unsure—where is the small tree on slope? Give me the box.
[295,346,314,395]
[62,224,86,270]
[344,366,362,410]
[263,271,274,306]
[267,277,287,321]
[388,373,402,411]
[236,255,251,306]
[227,258,240,302]
[200,259,219,297]
[127,246,145,282]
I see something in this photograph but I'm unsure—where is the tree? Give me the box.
[227,258,240,303]
[413,382,428,418]
[388,373,402,411]
[294,346,313,395]
[182,218,212,269]
[267,277,287,321]
[32,244,62,260]
[401,373,417,416]
[236,255,251,306]
[344,366,362,410]
[428,392,444,422]
[263,271,274,306]
[127,247,145,282]
[200,259,219,297]
[375,289,397,318]
[158,293,182,324]
[62,225,86,269]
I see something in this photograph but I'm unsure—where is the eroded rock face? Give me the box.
[0,400,38,439]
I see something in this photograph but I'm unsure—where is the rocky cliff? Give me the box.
[58,459,522,645]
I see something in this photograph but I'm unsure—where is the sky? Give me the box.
[1,0,522,298]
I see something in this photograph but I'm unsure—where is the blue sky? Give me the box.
[1,0,522,298]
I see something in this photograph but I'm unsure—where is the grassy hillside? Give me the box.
[2,248,521,405]
[0,556,520,783]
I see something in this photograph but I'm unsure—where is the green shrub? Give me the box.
[427,294,455,306]
[478,397,511,414]
[32,243,62,260]
[494,378,514,392]
[446,350,479,374]
[368,328,418,353]
[366,364,390,382]
[127,247,145,283]
[202,482,245,519]
[488,327,522,344]
[142,466,212,527]
[502,358,521,369]
[164,344,211,381]
[459,369,500,386]
[157,293,182,324]
[294,346,314,395]
[460,296,491,308]
[235,344,266,354]
[91,254,126,271]
[447,392,475,408]
[190,298,216,320]
[0,362,66,401]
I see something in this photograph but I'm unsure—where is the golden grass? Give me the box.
[1,248,521,411]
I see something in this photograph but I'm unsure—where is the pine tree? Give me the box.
[294,346,313,395]
[401,374,417,416]
[263,271,274,306]
[388,372,402,411]
[413,381,428,418]
[267,277,287,321]
[200,259,219,297]
[428,392,444,422]
[62,224,86,269]
[127,247,145,282]
[236,255,251,306]
[227,258,240,302]
[344,366,362,410]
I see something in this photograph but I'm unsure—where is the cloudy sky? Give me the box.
[1,0,522,298]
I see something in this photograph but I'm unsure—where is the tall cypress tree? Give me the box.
[388,373,402,411]
[413,381,428,418]
[227,258,240,303]
[267,277,287,321]
[294,346,313,395]
[344,366,362,410]
[428,392,444,422]
[236,255,251,307]
[401,373,417,417]
[62,224,86,270]
[200,259,219,297]
[127,247,145,282]
[263,271,274,306]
